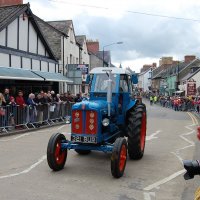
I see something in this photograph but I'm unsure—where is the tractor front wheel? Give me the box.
[47,133,67,171]
[127,104,146,160]
[111,137,127,178]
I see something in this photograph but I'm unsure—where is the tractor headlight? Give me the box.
[102,118,109,126]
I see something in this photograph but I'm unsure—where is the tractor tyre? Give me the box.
[75,149,91,155]
[47,133,67,171]
[111,137,127,178]
[127,104,146,160]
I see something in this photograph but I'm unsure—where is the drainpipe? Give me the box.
[62,36,65,93]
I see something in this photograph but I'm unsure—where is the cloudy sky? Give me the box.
[24,0,200,72]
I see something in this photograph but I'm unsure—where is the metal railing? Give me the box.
[0,102,75,134]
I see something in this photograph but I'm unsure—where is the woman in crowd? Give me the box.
[27,93,37,124]
[0,93,6,127]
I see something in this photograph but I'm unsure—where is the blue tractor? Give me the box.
[47,67,147,178]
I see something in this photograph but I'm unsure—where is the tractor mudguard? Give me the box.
[125,99,138,113]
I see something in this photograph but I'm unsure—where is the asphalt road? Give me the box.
[0,100,199,200]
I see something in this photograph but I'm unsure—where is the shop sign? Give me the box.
[187,81,196,96]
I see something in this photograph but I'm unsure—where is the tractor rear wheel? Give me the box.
[127,104,146,160]
[75,149,91,155]
[47,133,67,171]
[111,137,127,178]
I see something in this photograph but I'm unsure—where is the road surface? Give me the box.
[0,100,199,200]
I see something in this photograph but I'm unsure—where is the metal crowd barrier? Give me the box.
[0,102,75,134]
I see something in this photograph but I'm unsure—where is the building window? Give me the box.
[76,58,78,64]
[70,54,72,64]
[149,72,152,79]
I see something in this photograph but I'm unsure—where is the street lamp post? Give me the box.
[103,41,123,67]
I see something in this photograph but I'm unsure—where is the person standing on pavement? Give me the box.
[35,93,45,125]
[8,96,17,126]
[27,93,37,124]
[150,95,153,105]
[75,93,83,103]
[174,98,179,111]
[0,93,6,127]
[3,88,11,105]
[153,95,157,104]
[16,90,27,125]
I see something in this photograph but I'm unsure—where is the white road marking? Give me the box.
[146,130,162,141]
[144,113,196,193]
[0,155,46,179]
[143,192,156,200]
[0,127,61,142]
[171,120,196,163]
[0,133,31,142]
[61,132,71,135]
[143,169,185,191]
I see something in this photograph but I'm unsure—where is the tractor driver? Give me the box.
[95,74,116,92]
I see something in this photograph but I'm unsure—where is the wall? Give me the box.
[81,40,90,65]
[0,13,57,72]
[89,54,104,70]
[192,71,200,92]
[167,75,176,95]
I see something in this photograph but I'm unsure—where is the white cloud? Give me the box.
[24,0,200,71]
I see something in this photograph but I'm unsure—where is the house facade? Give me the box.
[152,56,199,96]
[138,68,152,92]
[86,40,109,69]
[48,20,90,94]
[0,3,72,96]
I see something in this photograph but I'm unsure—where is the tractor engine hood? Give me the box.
[73,100,115,115]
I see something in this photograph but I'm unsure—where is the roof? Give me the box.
[152,62,188,79]
[179,58,200,74]
[181,68,200,81]
[0,3,27,31]
[0,3,57,60]
[76,35,86,47]
[153,69,164,79]
[33,71,73,83]
[0,66,43,81]
[34,15,65,60]
[47,20,72,35]
[139,68,151,76]
[90,67,131,75]
[96,51,111,65]
[0,66,73,83]
[110,63,117,68]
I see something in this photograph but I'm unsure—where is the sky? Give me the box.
[24,0,200,72]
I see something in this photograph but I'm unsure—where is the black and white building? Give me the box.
[0,2,72,96]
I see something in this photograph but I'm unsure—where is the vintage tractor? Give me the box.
[47,67,147,178]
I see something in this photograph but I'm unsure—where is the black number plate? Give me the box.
[71,135,97,143]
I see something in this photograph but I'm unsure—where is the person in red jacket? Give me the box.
[15,90,27,125]
[16,90,26,108]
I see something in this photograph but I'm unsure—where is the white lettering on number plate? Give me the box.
[71,135,97,143]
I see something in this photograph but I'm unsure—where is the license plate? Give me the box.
[71,135,97,143]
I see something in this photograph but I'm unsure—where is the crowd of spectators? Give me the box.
[145,93,200,113]
[0,88,87,129]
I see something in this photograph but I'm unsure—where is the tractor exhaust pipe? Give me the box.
[103,69,112,117]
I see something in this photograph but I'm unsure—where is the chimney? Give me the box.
[159,57,173,66]
[0,0,23,7]
[184,55,196,63]
[86,40,99,54]
[152,63,157,68]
